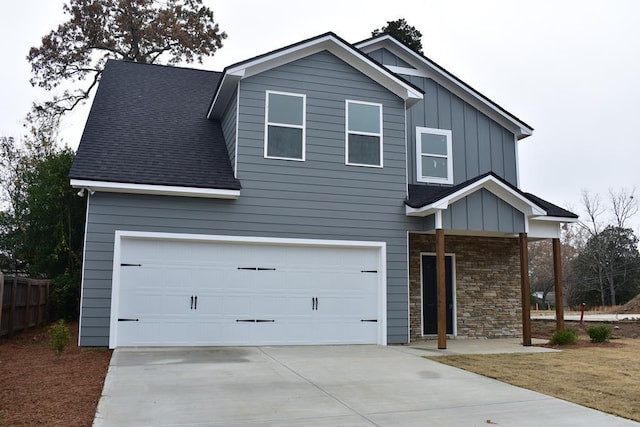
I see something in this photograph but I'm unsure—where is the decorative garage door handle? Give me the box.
[190,295,199,310]
[190,296,193,309]
[311,297,319,310]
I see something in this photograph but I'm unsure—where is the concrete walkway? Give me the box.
[403,337,555,357]
[94,344,638,426]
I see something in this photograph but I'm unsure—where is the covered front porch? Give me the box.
[405,173,578,348]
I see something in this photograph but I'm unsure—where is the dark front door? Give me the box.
[422,255,453,335]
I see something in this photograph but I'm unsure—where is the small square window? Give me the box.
[346,101,383,167]
[265,91,305,161]
[416,127,453,184]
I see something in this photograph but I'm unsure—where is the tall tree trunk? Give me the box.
[598,270,606,307]
[608,273,617,306]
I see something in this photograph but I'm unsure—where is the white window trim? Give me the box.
[264,90,306,161]
[416,127,453,184]
[345,100,383,168]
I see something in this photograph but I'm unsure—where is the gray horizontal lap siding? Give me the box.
[237,51,410,343]
[220,88,237,173]
[79,50,412,346]
[404,75,517,186]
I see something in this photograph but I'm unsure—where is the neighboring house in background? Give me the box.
[70,32,577,348]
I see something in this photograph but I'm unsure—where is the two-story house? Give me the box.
[70,32,576,348]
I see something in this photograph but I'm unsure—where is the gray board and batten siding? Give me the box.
[368,46,524,234]
[80,50,418,346]
[420,188,526,234]
[367,48,518,187]
[366,47,416,69]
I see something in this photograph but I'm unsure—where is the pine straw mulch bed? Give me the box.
[0,322,111,426]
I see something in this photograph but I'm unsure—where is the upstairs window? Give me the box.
[265,91,306,161]
[346,100,383,167]
[416,127,453,184]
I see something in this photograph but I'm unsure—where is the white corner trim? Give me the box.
[108,229,123,349]
[70,179,240,199]
[234,81,240,178]
[405,175,547,218]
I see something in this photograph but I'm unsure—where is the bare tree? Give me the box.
[610,187,638,228]
[571,188,640,306]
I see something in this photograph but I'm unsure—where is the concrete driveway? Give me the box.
[94,345,638,426]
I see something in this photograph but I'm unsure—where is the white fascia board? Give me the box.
[405,204,439,217]
[208,73,242,119]
[404,175,546,218]
[356,36,533,140]
[209,34,423,119]
[530,215,579,223]
[70,179,240,199]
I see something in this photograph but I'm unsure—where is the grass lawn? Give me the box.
[429,339,640,422]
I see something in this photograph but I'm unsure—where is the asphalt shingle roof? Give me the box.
[70,60,241,190]
[407,172,578,219]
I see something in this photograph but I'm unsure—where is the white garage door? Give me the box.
[111,234,384,347]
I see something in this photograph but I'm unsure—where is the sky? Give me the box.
[1,0,639,222]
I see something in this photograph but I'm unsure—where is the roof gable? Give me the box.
[406,172,578,220]
[208,32,424,119]
[355,34,533,140]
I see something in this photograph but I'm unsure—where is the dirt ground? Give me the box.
[616,293,640,314]
[0,322,111,426]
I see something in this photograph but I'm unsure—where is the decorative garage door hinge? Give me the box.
[237,267,276,271]
[236,319,275,322]
[121,263,142,267]
[361,270,378,273]
[118,318,139,322]
[361,319,378,322]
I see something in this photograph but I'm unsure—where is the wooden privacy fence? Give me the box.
[0,273,50,338]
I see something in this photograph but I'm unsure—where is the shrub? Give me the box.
[550,328,578,345]
[48,319,71,356]
[587,325,612,343]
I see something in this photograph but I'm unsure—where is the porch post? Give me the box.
[552,238,565,331]
[519,233,532,346]
[436,228,447,349]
